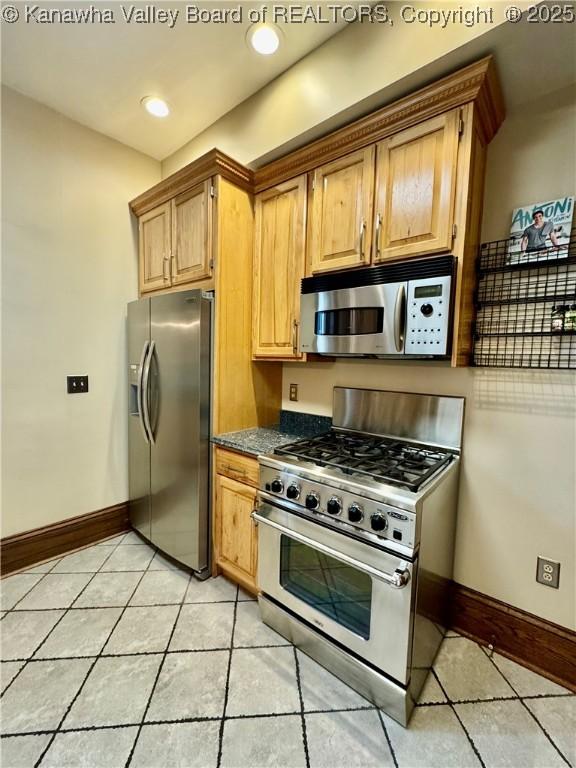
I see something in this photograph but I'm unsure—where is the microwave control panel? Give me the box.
[405,275,451,355]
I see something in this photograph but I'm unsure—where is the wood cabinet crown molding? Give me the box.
[129,149,254,217]
[253,56,504,193]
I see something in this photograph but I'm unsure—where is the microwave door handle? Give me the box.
[137,341,150,444]
[394,284,406,352]
[251,510,411,589]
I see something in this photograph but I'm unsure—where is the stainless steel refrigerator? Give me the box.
[127,290,211,577]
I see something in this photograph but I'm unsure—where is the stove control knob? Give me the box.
[326,496,342,516]
[305,492,320,510]
[347,503,364,523]
[370,513,388,532]
[420,303,434,317]
[286,484,301,500]
[270,478,284,494]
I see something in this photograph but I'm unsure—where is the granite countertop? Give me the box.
[212,410,331,458]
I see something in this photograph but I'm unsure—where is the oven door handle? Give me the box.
[251,510,411,589]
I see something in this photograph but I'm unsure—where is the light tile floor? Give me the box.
[0,533,574,768]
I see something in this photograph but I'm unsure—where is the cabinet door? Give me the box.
[253,176,307,359]
[309,148,375,273]
[171,180,213,286]
[139,203,171,293]
[215,474,258,587]
[374,111,460,262]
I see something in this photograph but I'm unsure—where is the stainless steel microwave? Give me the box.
[300,256,455,358]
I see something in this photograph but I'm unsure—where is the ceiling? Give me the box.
[1,2,355,159]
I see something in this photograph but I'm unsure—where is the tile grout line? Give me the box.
[482,644,572,767]
[0,535,129,700]
[376,709,399,768]
[216,584,240,768]
[431,668,487,768]
[123,568,196,767]
[32,545,155,768]
[292,648,310,768]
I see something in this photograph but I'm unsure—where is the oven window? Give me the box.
[280,535,372,640]
[314,308,384,336]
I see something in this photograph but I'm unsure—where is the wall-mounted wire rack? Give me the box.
[473,237,576,369]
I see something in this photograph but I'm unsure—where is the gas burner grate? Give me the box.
[275,431,453,492]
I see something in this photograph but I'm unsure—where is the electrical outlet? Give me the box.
[289,383,298,402]
[536,557,560,589]
[67,376,89,394]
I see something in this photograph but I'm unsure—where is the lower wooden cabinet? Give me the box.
[213,448,258,594]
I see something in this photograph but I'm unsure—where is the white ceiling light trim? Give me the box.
[141,96,170,118]
[247,23,281,55]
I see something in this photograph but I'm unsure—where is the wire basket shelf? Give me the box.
[473,238,576,369]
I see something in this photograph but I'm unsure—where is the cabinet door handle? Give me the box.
[359,219,366,258]
[375,213,382,257]
[292,320,299,355]
[163,255,170,282]
[170,249,176,280]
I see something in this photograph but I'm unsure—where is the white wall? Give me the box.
[282,86,576,630]
[1,87,160,537]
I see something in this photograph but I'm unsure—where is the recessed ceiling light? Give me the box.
[247,23,281,55]
[141,96,170,118]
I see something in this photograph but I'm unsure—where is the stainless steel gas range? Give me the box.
[253,387,465,726]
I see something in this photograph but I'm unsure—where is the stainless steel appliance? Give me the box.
[254,387,464,725]
[300,255,455,358]
[128,290,211,577]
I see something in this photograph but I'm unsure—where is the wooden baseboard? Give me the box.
[451,582,576,692]
[0,503,130,576]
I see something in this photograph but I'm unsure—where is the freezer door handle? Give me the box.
[137,341,150,444]
[142,340,156,445]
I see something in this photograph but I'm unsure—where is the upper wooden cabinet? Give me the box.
[373,111,460,262]
[139,203,171,293]
[253,176,307,359]
[171,181,213,286]
[309,147,375,273]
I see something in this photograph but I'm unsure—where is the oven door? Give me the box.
[299,282,407,356]
[254,502,416,685]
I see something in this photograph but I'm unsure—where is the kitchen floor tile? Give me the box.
[237,586,257,601]
[40,726,139,767]
[63,655,162,729]
[51,546,116,573]
[1,660,25,692]
[169,602,234,651]
[1,658,92,734]
[23,558,61,574]
[524,695,576,766]
[129,570,190,606]
[131,721,220,768]
[382,705,481,767]
[417,672,448,704]
[221,715,307,768]
[297,650,368,712]
[145,651,228,721]
[96,534,127,546]
[305,709,395,767]
[34,608,122,659]
[184,575,237,603]
[489,652,572,697]
[15,574,93,610]
[0,735,53,767]
[433,636,515,702]
[0,610,64,660]
[99,545,155,572]
[226,646,300,717]
[120,531,146,545]
[455,699,567,767]
[104,605,179,654]
[0,573,43,609]
[148,550,185,570]
[72,572,142,608]
[234,601,288,648]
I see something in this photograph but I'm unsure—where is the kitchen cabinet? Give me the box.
[138,182,212,294]
[253,176,307,359]
[373,111,460,262]
[309,147,375,273]
[213,448,258,593]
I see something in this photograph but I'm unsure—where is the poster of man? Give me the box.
[508,196,574,263]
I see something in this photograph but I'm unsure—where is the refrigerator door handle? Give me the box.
[137,341,150,444]
[142,339,156,445]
